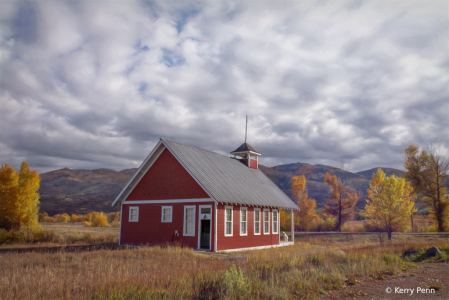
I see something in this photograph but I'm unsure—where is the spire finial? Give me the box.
[245,115,248,143]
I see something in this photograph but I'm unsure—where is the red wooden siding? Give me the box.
[249,159,257,169]
[216,204,279,251]
[121,202,215,250]
[126,148,209,200]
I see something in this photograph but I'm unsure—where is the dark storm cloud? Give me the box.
[0,0,447,173]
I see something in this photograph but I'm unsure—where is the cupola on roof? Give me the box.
[230,142,261,156]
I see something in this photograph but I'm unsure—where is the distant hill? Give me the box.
[39,168,137,215]
[356,167,403,179]
[38,163,406,215]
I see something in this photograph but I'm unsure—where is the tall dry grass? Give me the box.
[1,237,447,299]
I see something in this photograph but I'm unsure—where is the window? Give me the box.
[129,207,139,222]
[263,209,270,234]
[272,209,278,234]
[225,206,233,236]
[254,208,261,235]
[161,206,172,222]
[240,207,247,236]
[183,206,195,236]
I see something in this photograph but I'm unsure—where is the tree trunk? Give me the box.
[387,227,392,240]
[411,214,414,233]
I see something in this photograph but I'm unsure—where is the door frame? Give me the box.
[197,205,212,250]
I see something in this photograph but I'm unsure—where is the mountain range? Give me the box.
[38,163,406,216]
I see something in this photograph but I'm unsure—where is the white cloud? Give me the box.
[0,0,447,173]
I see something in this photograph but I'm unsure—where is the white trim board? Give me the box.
[123,199,213,204]
[220,242,294,253]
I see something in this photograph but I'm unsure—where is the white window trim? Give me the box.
[129,206,139,222]
[263,208,270,235]
[240,207,248,236]
[254,208,261,235]
[224,206,233,237]
[161,206,172,223]
[272,209,279,234]
[183,205,196,236]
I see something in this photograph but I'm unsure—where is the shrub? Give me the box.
[60,213,70,223]
[108,212,120,223]
[71,214,83,223]
[222,265,248,298]
[92,212,111,228]
[313,217,336,231]
[0,226,60,244]
[43,216,56,223]
[84,212,111,228]
[38,212,48,222]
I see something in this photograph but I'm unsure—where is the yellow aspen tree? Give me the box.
[291,175,319,231]
[323,172,358,231]
[0,162,40,229]
[0,164,19,229]
[16,162,40,228]
[364,169,416,240]
[404,145,449,232]
[279,209,291,231]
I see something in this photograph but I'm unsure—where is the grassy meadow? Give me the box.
[0,222,119,248]
[1,227,448,299]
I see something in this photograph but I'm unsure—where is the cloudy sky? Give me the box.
[1,0,448,174]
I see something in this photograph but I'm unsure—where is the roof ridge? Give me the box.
[162,138,232,158]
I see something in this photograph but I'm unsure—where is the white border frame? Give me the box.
[254,208,261,235]
[272,209,279,234]
[183,205,196,236]
[240,207,248,236]
[198,205,212,250]
[129,206,139,222]
[224,206,233,237]
[161,206,172,222]
[263,208,270,235]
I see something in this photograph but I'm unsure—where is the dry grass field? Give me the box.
[1,231,448,299]
[0,222,119,248]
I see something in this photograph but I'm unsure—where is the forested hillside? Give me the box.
[38,163,405,215]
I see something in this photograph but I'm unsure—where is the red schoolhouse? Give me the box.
[112,139,299,252]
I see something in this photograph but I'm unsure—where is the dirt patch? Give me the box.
[321,262,449,299]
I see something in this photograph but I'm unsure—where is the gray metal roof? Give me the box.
[163,139,299,210]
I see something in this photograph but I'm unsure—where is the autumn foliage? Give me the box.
[323,172,358,231]
[364,169,417,240]
[404,145,449,232]
[0,162,40,229]
[291,176,319,231]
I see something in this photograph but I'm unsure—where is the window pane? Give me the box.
[226,209,232,221]
[185,208,194,235]
[201,208,211,214]
[255,211,259,222]
[264,211,269,222]
[255,223,259,233]
[163,208,170,221]
[273,211,277,222]
[265,222,269,233]
[226,222,231,235]
[241,210,246,222]
[241,222,246,234]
